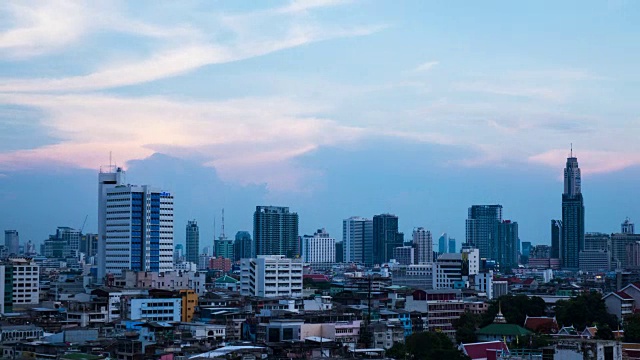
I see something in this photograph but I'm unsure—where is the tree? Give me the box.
[481,295,546,327]
[595,324,614,340]
[554,291,618,330]
[386,342,407,359]
[625,314,640,343]
[453,312,481,344]
[402,332,470,360]
[510,334,550,350]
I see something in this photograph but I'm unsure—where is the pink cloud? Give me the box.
[528,149,640,175]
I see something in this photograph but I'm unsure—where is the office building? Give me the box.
[448,238,456,254]
[412,227,432,264]
[4,231,19,256]
[80,233,98,259]
[438,233,447,254]
[373,214,404,265]
[432,248,479,289]
[240,255,303,298]
[234,231,252,261]
[215,239,234,260]
[579,250,611,273]
[561,152,584,269]
[392,264,433,289]
[98,167,174,277]
[301,228,335,264]
[622,218,635,234]
[174,244,184,264]
[335,241,344,263]
[343,217,373,265]
[494,220,518,270]
[129,298,181,322]
[521,241,531,264]
[185,220,199,264]
[611,233,640,269]
[393,246,415,265]
[0,258,40,313]
[585,232,611,251]
[254,206,299,258]
[466,205,503,260]
[551,220,562,259]
[44,227,81,259]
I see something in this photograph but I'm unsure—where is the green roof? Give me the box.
[60,354,104,360]
[215,275,239,283]
[476,324,533,337]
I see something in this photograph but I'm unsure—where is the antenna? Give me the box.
[220,208,226,240]
[570,143,573,158]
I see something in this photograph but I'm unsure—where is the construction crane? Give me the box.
[80,215,88,233]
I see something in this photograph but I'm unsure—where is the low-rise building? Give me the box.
[129,298,181,322]
[240,255,303,298]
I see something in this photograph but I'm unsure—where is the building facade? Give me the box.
[0,258,40,312]
[129,298,181,322]
[561,153,584,269]
[215,239,234,260]
[253,206,299,258]
[373,214,403,265]
[438,233,447,254]
[98,166,174,278]
[185,220,199,264]
[233,231,252,261]
[240,255,303,298]
[343,217,373,265]
[622,218,635,234]
[4,231,19,256]
[393,246,414,265]
[301,228,335,264]
[494,220,518,270]
[412,227,432,264]
[466,205,503,260]
[551,219,562,259]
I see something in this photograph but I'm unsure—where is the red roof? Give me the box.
[461,341,509,360]
[615,291,633,300]
[524,316,558,334]
[522,278,536,285]
[303,274,329,282]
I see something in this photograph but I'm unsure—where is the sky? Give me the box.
[0,0,639,249]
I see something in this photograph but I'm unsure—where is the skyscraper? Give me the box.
[561,151,585,269]
[185,220,199,264]
[4,230,19,255]
[622,218,635,234]
[373,214,403,265]
[438,233,447,254]
[466,205,503,259]
[97,167,174,278]
[412,227,433,264]
[234,231,252,261]
[448,238,456,253]
[302,228,335,264]
[343,217,373,265]
[493,220,518,269]
[551,220,562,259]
[253,206,299,258]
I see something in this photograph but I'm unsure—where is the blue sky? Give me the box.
[0,1,638,248]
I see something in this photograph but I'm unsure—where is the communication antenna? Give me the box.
[220,208,226,240]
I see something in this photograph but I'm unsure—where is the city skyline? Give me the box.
[0,2,639,248]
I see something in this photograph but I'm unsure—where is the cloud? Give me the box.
[276,0,353,14]
[529,149,640,175]
[414,61,439,72]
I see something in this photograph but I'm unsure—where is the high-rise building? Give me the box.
[521,241,532,264]
[0,258,40,313]
[412,227,433,264]
[343,217,373,265]
[561,152,584,269]
[466,205,503,260]
[622,218,635,234]
[302,228,335,264]
[174,244,184,264]
[611,232,640,269]
[585,232,611,251]
[185,220,199,264]
[97,166,126,280]
[493,220,518,270]
[240,255,303,298]
[335,241,344,263]
[44,227,81,259]
[4,230,19,256]
[448,238,456,253]
[234,231,252,261]
[97,167,174,277]
[80,233,98,259]
[215,239,234,260]
[254,206,299,258]
[373,214,404,265]
[551,220,562,259]
[438,233,447,254]
[393,246,415,265]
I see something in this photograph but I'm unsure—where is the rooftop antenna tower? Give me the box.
[219,208,226,240]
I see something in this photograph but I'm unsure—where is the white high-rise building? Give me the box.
[302,228,335,264]
[98,167,126,280]
[0,258,40,312]
[98,167,174,278]
[343,217,373,265]
[240,255,303,298]
[413,227,433,264]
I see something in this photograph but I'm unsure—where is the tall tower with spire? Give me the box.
[561,146,585,269]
